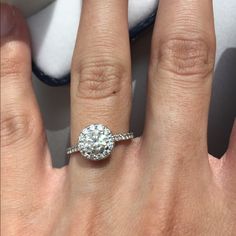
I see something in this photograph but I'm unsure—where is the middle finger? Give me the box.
[144,0,216,164]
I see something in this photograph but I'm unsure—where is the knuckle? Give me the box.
[73,60,127,99]
[1,110,42,148]
[155,37,215,78]
[1,57,23,78]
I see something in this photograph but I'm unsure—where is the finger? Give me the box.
[226,119,236,160]
[144,0,216,161]
[224,119,236,192]
[1,4,48,168]
[70,0,131,164]
[224,119,236,182]
[210,120,236,195]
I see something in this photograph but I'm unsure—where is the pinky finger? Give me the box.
[1,4,49,169]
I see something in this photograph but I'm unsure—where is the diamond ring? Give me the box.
[67,124,134,161]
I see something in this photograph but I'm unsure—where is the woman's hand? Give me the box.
[1,1,236,235]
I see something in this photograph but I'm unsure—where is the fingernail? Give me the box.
[0,4,16,37]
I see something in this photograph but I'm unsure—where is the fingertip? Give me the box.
[0,3,31,82]
[0,3,16,38]
[1,3,30,47]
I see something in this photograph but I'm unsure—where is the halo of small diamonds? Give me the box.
[78,124,115,161]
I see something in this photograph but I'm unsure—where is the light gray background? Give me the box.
[32,27,236,167]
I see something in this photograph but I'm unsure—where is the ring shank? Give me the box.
[113,132,134,142]
[67,145,80,155]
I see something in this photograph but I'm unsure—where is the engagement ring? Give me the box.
[67,124,134,161]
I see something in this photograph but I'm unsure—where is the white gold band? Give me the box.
[113,133,134,142]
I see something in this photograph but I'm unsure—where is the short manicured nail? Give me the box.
[0,4,16,37]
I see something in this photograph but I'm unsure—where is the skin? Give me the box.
[1,0,236,235]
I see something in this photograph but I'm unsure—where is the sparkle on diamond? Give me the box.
[78,124,114,160]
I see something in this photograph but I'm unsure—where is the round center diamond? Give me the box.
[78,124,114,161]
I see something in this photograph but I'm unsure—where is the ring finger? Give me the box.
[69,0,131,170]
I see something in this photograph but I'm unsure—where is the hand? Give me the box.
[1,1,236,235]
